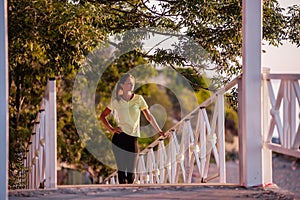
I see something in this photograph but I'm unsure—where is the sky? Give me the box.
[262,0,300,73]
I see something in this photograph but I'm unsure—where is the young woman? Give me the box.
[100,73,165,184]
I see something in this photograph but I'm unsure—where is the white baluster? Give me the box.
[147,150,153,184]
[217,94,226,183]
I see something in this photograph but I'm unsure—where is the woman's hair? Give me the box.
[115,73,135,101]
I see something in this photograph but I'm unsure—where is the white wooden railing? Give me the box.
[104,76,242,185]
[23,79,57,189]
[262,69,300,158]
[22,70,300,187]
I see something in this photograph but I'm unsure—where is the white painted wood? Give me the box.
[289,80,299,149]
[186,120,195,183]
[140,155,147,183]
[201,109,212,180]
[162,141,171,183]
[146,151,153,183]
[199,109,206,181]
[169,136,176,183]
[238,72,245,186]
[182,121,191,183]
[203,107,219,167]
[240,0,264,187]
[44,79,57,188]
[36,124,41,188]
[262,68,272,185]
[136,155,143,183]
[264,143,300,158]
[30,137,34,188]
[23,155,27,189]
[194,109,202,179]
[158,141,166,183]
[293,81,300,104]
[111,176,115,184]
[283,80,290,148]
[39,111,46,186]
[263,73,300,162]
[0,0,8,198]
[267,81,277,141]
[192,145,201,182]
[289,81,296,148]
[291,80,299,148]
[184,120,200,183]
[265,74,300,80]
[150,148,159,183]
[171,130,185,183]
[28,144,32,189]
[33,138,37,188]
[293,127,300,149]
[49,80,57,188]
[269,81,284,141]
[217,94,226,183]
[45,94,50,187]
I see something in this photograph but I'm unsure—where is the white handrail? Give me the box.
[133,76,241,184]
[24,79,57,189]
[262,71,300,158]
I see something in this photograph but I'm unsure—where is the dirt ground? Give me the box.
[206,154,300,199]
[272,155,300,199]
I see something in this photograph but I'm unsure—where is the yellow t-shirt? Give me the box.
[107,94,148,137]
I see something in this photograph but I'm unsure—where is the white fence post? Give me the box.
[198,108,206,182]
[158,140,167,183]
[146,150,153,184]
[262,68,273,184]
[181,121,191,183]
[0,0,8,198]
[39,110,46,187]
[217,94,226,183]
[169,136,177,184]
[45,79,57,189]
[241,0,264,187]
[171,130,185,183]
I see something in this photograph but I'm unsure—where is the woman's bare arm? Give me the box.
[100,107,122,134]
[142,108,166,137]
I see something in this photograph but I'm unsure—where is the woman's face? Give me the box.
[121,76,135,92]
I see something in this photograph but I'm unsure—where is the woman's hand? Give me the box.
[112,127,123,134]
[100,108,123,134]
[142,109,167,138]
[158,131,168,138]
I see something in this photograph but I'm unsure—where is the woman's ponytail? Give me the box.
[115,82,122,101]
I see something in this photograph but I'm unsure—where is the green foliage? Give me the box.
[8,0,106,187]
[145,0,298,81]
[263,0,286,47]
[286,5,300,47]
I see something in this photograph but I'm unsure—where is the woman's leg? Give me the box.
[123,135,138,184]
[112,133,127,184]
[112,132,138,184]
